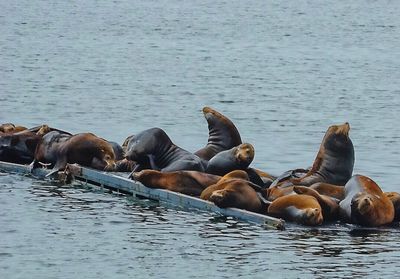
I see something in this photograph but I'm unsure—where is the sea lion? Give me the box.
[124,128,206,173]
[0,123,27,135]
[132,169,221,196]
[195,107,242,161]
[267,194,324,226]
[293,186,340,221]
[33,132,116,174]
[339,175,394,227]
[200,170,264,213]
[385,192,400,222]
[108,141,124,161]
[0,132,41,164]
[291,122,354,186]
[205,143,255,175]
[309,182,345,200]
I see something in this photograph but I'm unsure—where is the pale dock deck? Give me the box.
[0,161,285,230]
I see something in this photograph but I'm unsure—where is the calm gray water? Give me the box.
[1,0,400,278]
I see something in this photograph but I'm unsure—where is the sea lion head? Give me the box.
[350,191,394,226]
[234,143,255,168]
[301,207,323,226]
[36,124,51,136]
[323,122,353,154]
[93,144,116,171]
[0,123,16,133]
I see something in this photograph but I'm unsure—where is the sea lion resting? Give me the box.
[267,194,324,226]
[200,170,265,213]
[339,175,394,227]
[32,131,117,175]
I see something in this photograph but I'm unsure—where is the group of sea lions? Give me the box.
[1,107,399,227]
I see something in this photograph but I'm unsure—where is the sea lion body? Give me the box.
[309,182,345,200]
[0,132,41,164]
[205,143,255,175]
[34,132,116,172]
[339,175,394,226]
[125,128,206,172]
[385,192,400,222]
[195,107,242,161]
[133,170,220,196]
[293,186,340,221]
[267,194,323,226]
[200,170,264,213]
[291,123,354,186]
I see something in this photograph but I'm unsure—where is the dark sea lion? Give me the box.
[293,186,340,221]
[132,169,221,196]
[33,132,116,174]
[108,141,124,161]
[200,170,264,213]
[195,107,242,161]
[0,132,41,164]
[385,192,400,222]
[339,175,394,227]
[124,128,206,172]
[291,122,354,186]
[205,143,255,175]
[267,194,324,226]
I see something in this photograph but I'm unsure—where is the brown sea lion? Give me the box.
[291,122,354,186]
[339,175,394,227]
[195,107,242,161]
[0,131,41,164]
[384,192,400,222]
[200,170,249,200]
[33,132,116,175]
[309,182,345,200]
[200,170,264,213]
[132,169,221,196]
[293,186,340,221]
[267,194,323,226]
[266,185,296,201]
[0,123,27,135]
[205,143,255,175]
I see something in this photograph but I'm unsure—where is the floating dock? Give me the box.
[0,161,285,230]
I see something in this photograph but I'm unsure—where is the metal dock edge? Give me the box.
[0,161,285,230]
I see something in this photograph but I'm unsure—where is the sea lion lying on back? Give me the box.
[195,107,242,161]
[339,175,394,227]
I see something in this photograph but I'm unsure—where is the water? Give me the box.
[1,0,400,277]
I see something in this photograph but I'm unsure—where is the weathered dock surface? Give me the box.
[0,161,285,230]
